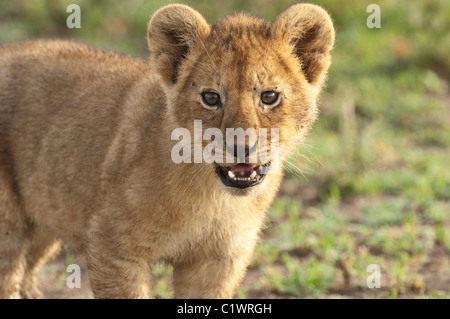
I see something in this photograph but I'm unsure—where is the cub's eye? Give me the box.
[261,91,279,106]
[201,92,221,108]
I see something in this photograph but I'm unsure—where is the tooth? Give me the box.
[228,170,235,179]
[250,171,257,179]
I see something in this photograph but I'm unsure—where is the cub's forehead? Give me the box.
[210,14,271,41]
[195,15,290,85]
[207,14,272,56]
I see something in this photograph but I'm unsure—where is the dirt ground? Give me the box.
[40,239,450,299]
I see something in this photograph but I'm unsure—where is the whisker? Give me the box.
[283,159,309,181]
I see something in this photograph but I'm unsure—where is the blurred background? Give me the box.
[1,0,449,298]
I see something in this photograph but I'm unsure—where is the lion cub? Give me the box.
[0,4,334,298]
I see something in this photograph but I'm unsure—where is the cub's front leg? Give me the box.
[173,254,254,299]
[86,214,153,299]
[173,236,258,298]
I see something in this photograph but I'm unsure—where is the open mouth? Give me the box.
[215,162,271,189]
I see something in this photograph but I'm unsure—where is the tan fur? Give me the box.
[0,4,334,298]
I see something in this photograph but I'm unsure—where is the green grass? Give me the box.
[2,0,449,299]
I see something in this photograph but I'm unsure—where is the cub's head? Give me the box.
[147,4,334,194]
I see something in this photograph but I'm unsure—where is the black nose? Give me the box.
[226,141,257,159]
[236,144,249,157]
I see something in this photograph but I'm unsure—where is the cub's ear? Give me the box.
[272,4,335,86]
[147,4,210,85]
